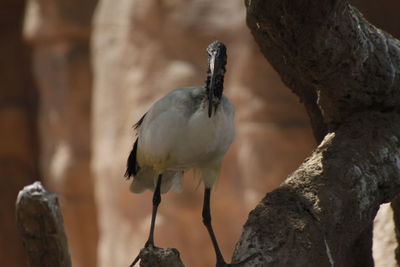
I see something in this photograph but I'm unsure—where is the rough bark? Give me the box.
[137,247,185,267]
[352,1,400,264]
[245,0,400,128]
[16,182,71,267]
[345,223,373,267]
[233,112,400,266]
[230,0,400,266]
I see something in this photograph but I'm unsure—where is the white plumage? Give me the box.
[130,86,235,193]
[127,41,248,267]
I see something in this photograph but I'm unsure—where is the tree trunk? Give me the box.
[16,182,71,267]
[231,0,400,266]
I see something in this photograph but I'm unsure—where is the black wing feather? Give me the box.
[125,113,146,179]
[125,137,140,179]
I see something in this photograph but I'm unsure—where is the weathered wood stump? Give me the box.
[16,181,71,267]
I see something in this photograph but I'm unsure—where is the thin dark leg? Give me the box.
[202,188,260,267]
[145,174,163,247]
[202,187,226,266]
[130,174,163,267]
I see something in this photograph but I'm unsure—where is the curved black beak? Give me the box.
[208,53,218,117]
[206,41,227,118]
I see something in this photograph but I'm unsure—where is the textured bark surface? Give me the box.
[137,247,185,267]
[245,0,400,129]
[16,182,71,267]
[234,113,400,266]
[350,1,400,265]
[353,2,400,265]
[230,0,400,266]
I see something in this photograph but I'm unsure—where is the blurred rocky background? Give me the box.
[0,1,38,267]
[1,0,399,266]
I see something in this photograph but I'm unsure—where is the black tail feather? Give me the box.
[125,138,140,179]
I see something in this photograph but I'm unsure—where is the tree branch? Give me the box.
[16,182,71,267]
[245,0,400,127]
[233,112,400,266]
[233,2,400,265]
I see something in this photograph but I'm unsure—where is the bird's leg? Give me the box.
[129,174,163,267]
[202,187,261,267]
[145,174,163,248]
[202,187,227,266]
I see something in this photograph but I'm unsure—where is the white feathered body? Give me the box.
[130,86,235,193]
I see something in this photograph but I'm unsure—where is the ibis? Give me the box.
[126,41,250,267]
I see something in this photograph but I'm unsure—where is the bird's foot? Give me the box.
[144,240,157,249]
[216,252,261,267]
[130,246,184,267]
[129,242,158,267]
[129,253,141,267]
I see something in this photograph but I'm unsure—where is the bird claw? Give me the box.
[130,245,184,267]
[130,241,158,267]
[129,253,140,267]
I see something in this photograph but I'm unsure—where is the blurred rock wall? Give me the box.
[23,1,98,267]
[91,0,314,266]
[0,1,38,266]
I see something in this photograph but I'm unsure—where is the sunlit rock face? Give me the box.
[91,0,313,266]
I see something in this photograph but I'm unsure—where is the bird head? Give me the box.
[206,41,227,118]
